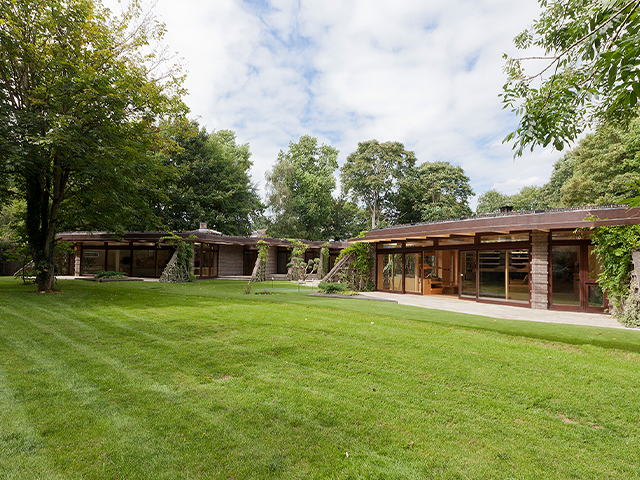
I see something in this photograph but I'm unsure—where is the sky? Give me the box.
[105,0,561,210]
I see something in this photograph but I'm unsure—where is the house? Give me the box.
[56,228,347,280]
[352,205,640,313]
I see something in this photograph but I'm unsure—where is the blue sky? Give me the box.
[105,0,561,209]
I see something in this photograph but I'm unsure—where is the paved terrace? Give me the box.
[359,291,625,330]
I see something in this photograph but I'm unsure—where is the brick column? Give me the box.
[530,231,549,309]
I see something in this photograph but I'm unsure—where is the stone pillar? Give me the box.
[318,248,325,278]
[74,250,81,277]
[530,231,549,309]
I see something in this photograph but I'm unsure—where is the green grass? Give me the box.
[1,277,640,479]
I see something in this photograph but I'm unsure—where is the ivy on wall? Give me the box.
[590,224,640,323]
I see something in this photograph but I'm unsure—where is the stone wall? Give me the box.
[218,245,244,277]
[265,246,278,276]
[530,231,549,309]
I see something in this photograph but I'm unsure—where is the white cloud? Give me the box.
[104,0,562,210]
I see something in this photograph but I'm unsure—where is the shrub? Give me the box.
[318,281,347,294]
[95,271,128,280]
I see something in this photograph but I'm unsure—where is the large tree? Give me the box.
[476,190,511,215]
[396,161,473,223]
[157,120,263,236]
[341,140,416,229]
[0,0,186,291]
[502,0,640,155]
[265,135,339,240]
[550,119,640,206]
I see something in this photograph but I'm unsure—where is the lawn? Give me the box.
[1,277,639,479]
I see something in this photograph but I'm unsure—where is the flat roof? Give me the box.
[354,205,640,243]
[57,231,349,250]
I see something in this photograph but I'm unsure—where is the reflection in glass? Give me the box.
[479,250,506,300]
[132,249,155,277]
[552,246,580,306]
[588,285,604,308]
[393,253,403,291]
[507,250,529,302]
[82,250,104,274]
[461,251,477,298]
[405,253,421,293]
[588,245,601,280]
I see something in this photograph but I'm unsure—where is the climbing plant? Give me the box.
[158,234,195,283]
[287,239,319,282]
[336,241,374,291]
[590,224,640,318]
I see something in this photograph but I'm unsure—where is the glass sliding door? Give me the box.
[460,251,477,298]
[479,250,506,300]
[551,246,580,306]
[393,253,403,291]
[404,253,422,293]
[378,253,404,292]
[507,250,530,303]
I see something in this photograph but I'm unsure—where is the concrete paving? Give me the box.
[359,291,628,330]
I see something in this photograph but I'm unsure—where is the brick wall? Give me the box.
[530,231,549,309]
[218,245,244,276]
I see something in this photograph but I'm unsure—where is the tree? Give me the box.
[0,0,186,291]
[396,161,473,223]
[510,185,548,211]
[502,0,640,155]
[540,154,575,208]
[341,140,416,229]
[557,120,640,206]
[157,120,263,236]
[325,195,369,241]
[476,190,511,214]
[265,135,339,241]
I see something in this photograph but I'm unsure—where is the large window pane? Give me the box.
[201,250,210,277]
[479,250,506,300]
[82,249,105,274]
[132,249,155,277]
[588,245,601,281]
[393,253,403,291]
[589,285,604,307]
[157,250,171,277]
[380,254,392,290]
[552,246,580,306]
[460,251,477,298]
[507,250,529,303]
[193,249,201,277]
[405,253,421,293]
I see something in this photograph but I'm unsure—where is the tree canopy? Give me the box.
[502,0,640,155]
[341,140,416,229]
[478,116,640,213]
[265,135,339,241]
[157,120,263,236]
[0,0,186,291]
[557,119,640,206]
[396,161,473,223]
[475,190,512,215]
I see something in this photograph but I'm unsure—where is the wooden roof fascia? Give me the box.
[356,207,640,242]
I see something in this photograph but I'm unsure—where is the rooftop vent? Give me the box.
[199,222,207,230]
[499,205,513,213]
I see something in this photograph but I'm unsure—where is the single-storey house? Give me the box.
[56,227,348,280]
[352,205,640,313]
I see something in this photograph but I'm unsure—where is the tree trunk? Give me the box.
[25,154,68,292]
